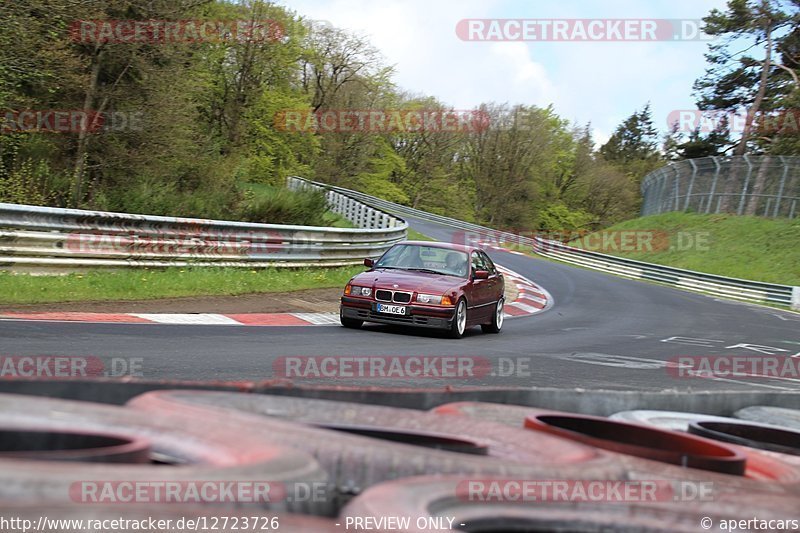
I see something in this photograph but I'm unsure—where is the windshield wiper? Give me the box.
[406,268,446,275]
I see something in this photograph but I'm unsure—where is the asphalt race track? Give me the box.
[2,215,799,392]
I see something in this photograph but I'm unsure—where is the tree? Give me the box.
[599,104,662,179]
[663,122,733,160]
[696,0,794,156]
[694,0,797,213]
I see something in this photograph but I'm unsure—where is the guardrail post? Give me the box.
[793,287,800,311]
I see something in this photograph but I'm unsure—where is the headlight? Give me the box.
[416,293,443,305]
[348,285,372,297]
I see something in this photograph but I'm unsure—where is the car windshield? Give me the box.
[374,244,469,277]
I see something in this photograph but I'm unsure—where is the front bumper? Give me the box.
[340,296,455,330]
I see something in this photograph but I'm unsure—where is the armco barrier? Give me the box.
[530,238,799,309]
[292,177,799,310]
[0,178,406,269]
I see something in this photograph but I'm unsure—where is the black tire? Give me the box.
[448,298,467,339]
[339,308,362,329]
[481,297,504,334]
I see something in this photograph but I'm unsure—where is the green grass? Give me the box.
[569,212,800,285]
[321,212,356,228]
[0,266,363,305]
[406,228,436,241]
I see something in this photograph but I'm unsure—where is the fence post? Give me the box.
[774,155,788,217]
[684,159,697,211]
[737,155,753,215]
[673,166,681,211]
[706,157,720,214]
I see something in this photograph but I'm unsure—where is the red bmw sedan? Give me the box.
[339,241,505,338]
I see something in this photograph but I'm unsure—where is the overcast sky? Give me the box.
[281,0,730,145]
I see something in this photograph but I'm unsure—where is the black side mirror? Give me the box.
[473,270,489,280]
[364,258,375,267]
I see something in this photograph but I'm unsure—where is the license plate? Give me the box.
[376,303,408,315]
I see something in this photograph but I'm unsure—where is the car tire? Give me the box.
[339,308,362,329]
[129,391,628,485]
[448,298,467,339]
[481,297,504,334]
[0,393,331,514]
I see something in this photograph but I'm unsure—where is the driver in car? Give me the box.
[445,251,467,276]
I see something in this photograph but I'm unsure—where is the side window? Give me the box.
[471,251,486,274]
[480,252,496,274]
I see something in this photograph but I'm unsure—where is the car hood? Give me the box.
[351,269,464,294]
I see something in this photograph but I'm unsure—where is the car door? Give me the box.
[468,251,491,321]
[479,251,503,305]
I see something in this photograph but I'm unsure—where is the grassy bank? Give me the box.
[568,212,799,285]
[407,228,436,241]
[0,266,363,305]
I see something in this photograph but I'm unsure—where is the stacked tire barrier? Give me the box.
[3,390,800,531]
[292,176,800,310]
[0,180,406,270]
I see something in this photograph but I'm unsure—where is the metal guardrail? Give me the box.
[531,239,799,309]
[307,178,800,310]
[0,177,407,269]
[641,156,800,218]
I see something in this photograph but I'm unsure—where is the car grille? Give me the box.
[393,291,412,303]
[375,289,412,303]
[375,289,393,302]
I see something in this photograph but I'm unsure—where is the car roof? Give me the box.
[399,240,478,253]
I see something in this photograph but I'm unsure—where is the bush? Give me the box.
[102,177,240,220]
[0,157,55,206]
[236,186,329,226]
